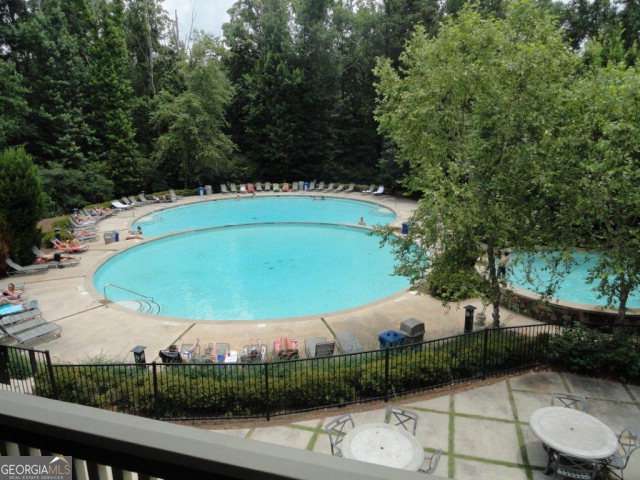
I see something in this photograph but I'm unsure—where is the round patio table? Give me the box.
[341,423,424,471]
[530,407,618,473]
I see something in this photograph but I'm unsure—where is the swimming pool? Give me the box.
[94,224,409,321]
[133,196,396,237]
[509,251,640,308]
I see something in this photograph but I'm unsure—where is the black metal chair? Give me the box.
[386,406,418,436]
[419,450,443,475]
[551,393,589,412]
[550,453,600,480]
[324,414,355,457]
[604,429,640,479]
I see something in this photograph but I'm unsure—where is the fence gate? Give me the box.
[0,344,52,395]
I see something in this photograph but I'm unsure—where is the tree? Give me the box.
[0,60,28,150]
[558,65,640,323]
[152,34,237,187]
[0,147,44,274]
[374,1,577,326]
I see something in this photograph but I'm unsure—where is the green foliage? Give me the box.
[549,326,640,383]
[0,147,44,269]
[0,60,28,150]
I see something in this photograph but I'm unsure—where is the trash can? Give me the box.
[400,318,425,344]
[378,330,406,349]
[205,185,212,195]
[401,223,409,235]
[114,231,119,242]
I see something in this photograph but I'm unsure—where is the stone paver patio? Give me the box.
[210,371,640,479]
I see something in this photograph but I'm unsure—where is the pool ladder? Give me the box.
[103,283,161,315]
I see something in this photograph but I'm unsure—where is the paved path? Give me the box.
[209,371,640,480]
[2,192,538,363]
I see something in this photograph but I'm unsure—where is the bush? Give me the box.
[548,326,640,383]
[0,147,45,271]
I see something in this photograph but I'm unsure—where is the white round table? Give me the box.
[530,407,618,460]
[341,423,424,471]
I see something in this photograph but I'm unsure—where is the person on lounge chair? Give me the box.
[52,238,88,253]
[0,296,22,306]
[34,251,75,265]
[2,283,23,301]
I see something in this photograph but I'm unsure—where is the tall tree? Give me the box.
[375,0,577,325]
[0,60,28,150]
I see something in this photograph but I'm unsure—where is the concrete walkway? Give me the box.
[210,371,640,480]
[2,192,539,363]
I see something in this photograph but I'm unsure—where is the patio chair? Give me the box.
[551,393,588,412]
[362,184,376,194]
[169,189,183,200]
[304,337,335,358]
[220,184,229,194]
[159,348,182,363]
[372,185,385,196]
[229,184,238,193]
[605,429,640,479]
[419,450,443,474]
[247,183,256,193]
[386,406,418,436]
[550,453,600,480]
[111,200,131,211]
[291,182,299,192]
[274,337,299,360]
[255,182,264,192]
[6,258,49,276]
[216,342,230,363]
[333,184,345,192]
[324,183,335,191]
[324,414,355,457]
[180,341,200,362]
[273,183,281,192]
[316,182,325,191]
[308,181,316,190]
[264,182,272,191]
[343,183,355,193]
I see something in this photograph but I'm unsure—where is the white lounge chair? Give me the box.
[362,184,376,194]
[316,182,325,191]
[6,258,49,276]
[324,183,336,192]
[264,182,272,191]
[273,183,281,192]
[344,183,355,193]
[239,184,247,193]
[220,184,229,194]
[111,200,130,211]
[333,184,345,192]
[229,184,238,193]
[373,185,385,195]
[255,182,264,192]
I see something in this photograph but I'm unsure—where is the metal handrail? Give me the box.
[103,283,161,314]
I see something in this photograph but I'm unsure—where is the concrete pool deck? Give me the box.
[2,192,540,363]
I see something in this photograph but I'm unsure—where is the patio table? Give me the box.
[341,422,424,471]
[530,406,618,474]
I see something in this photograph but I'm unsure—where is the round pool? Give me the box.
[134,196,396,237]
[509,251,640,308]
[94,224,409,321]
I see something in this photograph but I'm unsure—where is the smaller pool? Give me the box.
[509,251,640,308]
[134,196,396,237]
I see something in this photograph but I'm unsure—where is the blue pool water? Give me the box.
[509,251,640,308]
[133,196,396,237]
[94,224,409,320]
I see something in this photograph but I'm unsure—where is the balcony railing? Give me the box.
[0,390,443,480]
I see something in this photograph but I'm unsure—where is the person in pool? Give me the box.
[126,225,144,240]
[358,216,366,226]
[2,283,23,300]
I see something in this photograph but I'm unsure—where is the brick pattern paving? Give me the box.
[212,372,640,479]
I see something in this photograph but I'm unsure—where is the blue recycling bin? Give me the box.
[401,223,409,235]
[114,231,119,242]
[378,330,406,349]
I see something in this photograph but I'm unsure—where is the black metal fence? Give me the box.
[0,324,562,420]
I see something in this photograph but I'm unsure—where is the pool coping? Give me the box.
[86,221,412,325]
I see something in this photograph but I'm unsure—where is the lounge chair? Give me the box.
[247,183,256,193]
[31,247,80,269]
[138,194,152,204]
[127,196,142,207]
[305,337,336,358]
[111,200,131,211]
[308,181,316,191]
[343,183,355,193]
[291,182,299,192]
[220,184,229,194]
[239,184,247,194]
[6,258,49,276]
[273,337,299,360]
[362,184,376,194]
[229,184,238,193]
[282,183,290,192]
[255,182,264,192]
[273,183,281,192]
[316,182,325,191]
[159,347,182,363]
[372,185,385,196]
[333,184,345,192]
[324,183,335,192]
[264,182,272,191]
[169,189,183,200]
[240,343,267,363]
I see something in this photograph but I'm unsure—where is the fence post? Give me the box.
[264,362,270,421]
[44,350,58,398]
[152,362,158,415]
[481,328,489,380]
[383,348,390,402]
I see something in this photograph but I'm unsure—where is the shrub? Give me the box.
[0,147,45,272]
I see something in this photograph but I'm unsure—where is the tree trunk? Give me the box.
[617,283,629,325]
[487,242,501,328]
